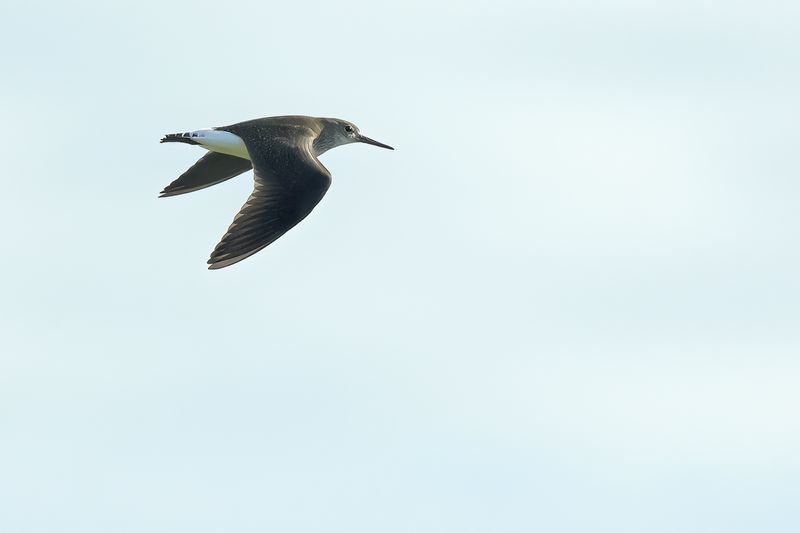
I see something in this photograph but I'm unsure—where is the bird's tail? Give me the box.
[160,132,201,145]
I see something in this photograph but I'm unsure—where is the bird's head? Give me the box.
[314,118,394,155]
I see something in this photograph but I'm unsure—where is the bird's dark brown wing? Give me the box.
[159,151,253,197]
[207,138,331,269]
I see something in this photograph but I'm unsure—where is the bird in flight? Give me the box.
[159,115,394,269]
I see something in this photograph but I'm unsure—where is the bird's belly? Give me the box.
[191,129,250,160]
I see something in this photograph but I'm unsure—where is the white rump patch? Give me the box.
[189,129,250,160]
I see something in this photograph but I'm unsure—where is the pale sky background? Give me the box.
[1,1,799,532]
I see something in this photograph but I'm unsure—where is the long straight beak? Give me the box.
[357,134,394,150]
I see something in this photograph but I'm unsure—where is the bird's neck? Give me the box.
[312,119,346,157]
[312,134,336,157]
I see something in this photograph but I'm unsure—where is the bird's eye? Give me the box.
[344,125,354,133]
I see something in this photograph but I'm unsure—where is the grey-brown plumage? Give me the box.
[159,115,393,269]
[159,152,252,197]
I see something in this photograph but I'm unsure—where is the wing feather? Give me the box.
[159,151,252,198]
[207,137,331,269]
